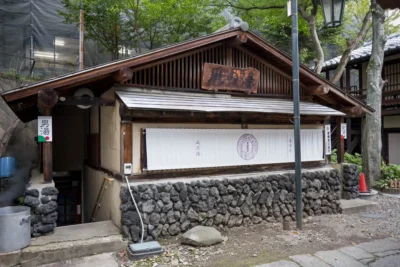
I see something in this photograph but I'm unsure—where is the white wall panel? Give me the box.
[145,128,323,171]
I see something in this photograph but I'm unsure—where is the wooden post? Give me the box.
[346,67,351,92]
[336,117,345,163]
[38,88,58,182]
[346,118,352,153]
[121,121,132,173]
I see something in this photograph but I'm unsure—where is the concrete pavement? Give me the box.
[255,237,400,267]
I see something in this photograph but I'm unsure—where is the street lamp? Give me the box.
[289,0,344,230]
[320,0,345,28]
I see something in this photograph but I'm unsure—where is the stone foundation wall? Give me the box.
[342,164,359,199]
[120,168,342,242]
[24,176,59,237]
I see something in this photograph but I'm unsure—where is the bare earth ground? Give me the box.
[115,195,400,267]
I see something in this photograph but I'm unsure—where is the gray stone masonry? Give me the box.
[342,164,359,199]
[120,168,342,242]
[24,174,59,237]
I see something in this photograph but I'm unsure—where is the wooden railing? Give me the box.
[344,86,400,106]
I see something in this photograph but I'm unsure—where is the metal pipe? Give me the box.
[124,175,144,243]
[291,0,303,230]
[79,8,84,70]
[30,0,34,71]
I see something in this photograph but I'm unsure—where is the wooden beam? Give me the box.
[342,105,363,116]
[112,67,133,84]
[226,33,248,48]
[38,89,58,182]
[383,89,400,97]
[383,99,400,106]
[382,109,400,116]
[58,96,115,106]
[305,85,330,96]
[336,116,344,163]
[123,109,329,124]
[38,88,58,108]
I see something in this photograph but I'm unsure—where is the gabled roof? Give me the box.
[1,28,373,119]
[323,33,400,70]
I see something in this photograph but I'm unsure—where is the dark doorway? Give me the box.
[54,171,82,226]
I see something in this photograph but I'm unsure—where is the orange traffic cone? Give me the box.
[359,173,368,193]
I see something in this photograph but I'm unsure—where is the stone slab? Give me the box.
[31,221,120,246]
[254,260,299,267]
[290,254,331,267]
[21,235,126,267]
[375,249,400,257]
[370,254,400,267]
[340,199,377,214]
[0,249,22,267]
[315,250,366,267]
[359,258,375,265]
[356,238,400,254]
[338,246,374,260]
[39,252,118,267]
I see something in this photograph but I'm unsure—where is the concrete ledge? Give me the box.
[340,199,378,214]
[0,221,126,267]
[20,235,126,267]
[0,250,22,267]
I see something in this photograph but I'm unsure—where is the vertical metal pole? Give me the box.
[53,36,56,72]
[291,0,303,230]
[79,8,84,70]
[30,0,34,70]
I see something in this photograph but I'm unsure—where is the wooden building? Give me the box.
[322,33,400,163]
[1,27,372,228]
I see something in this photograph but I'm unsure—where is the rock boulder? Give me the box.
[181,226,224,247]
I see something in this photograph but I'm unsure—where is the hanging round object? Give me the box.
[73,88,94,109]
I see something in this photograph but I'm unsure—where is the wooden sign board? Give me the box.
[201,63,260,94]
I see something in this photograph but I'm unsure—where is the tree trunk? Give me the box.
[362,1,386,187]
[307,16,324,74]
[330,11,372,85]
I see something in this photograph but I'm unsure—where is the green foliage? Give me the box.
[15,196,25,206]
[0,70,43,83]
[344,152,363,173]
[59,0,226,59]
[330,149,362,173]
[214,0,399,66]
[377,161,400,189]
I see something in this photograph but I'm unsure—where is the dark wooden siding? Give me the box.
[127,42,303,96]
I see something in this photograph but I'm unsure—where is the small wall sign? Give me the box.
[38,116,53,142]
[325,124,331,155]
[341,123,347,140]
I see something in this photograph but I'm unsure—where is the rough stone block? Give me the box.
[315,250,366,267]
[290,254,331,267]
[338,246,374,260]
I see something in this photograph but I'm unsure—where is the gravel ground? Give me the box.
[115,195,400,267]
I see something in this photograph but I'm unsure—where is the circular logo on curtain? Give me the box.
[237,134,258,160]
